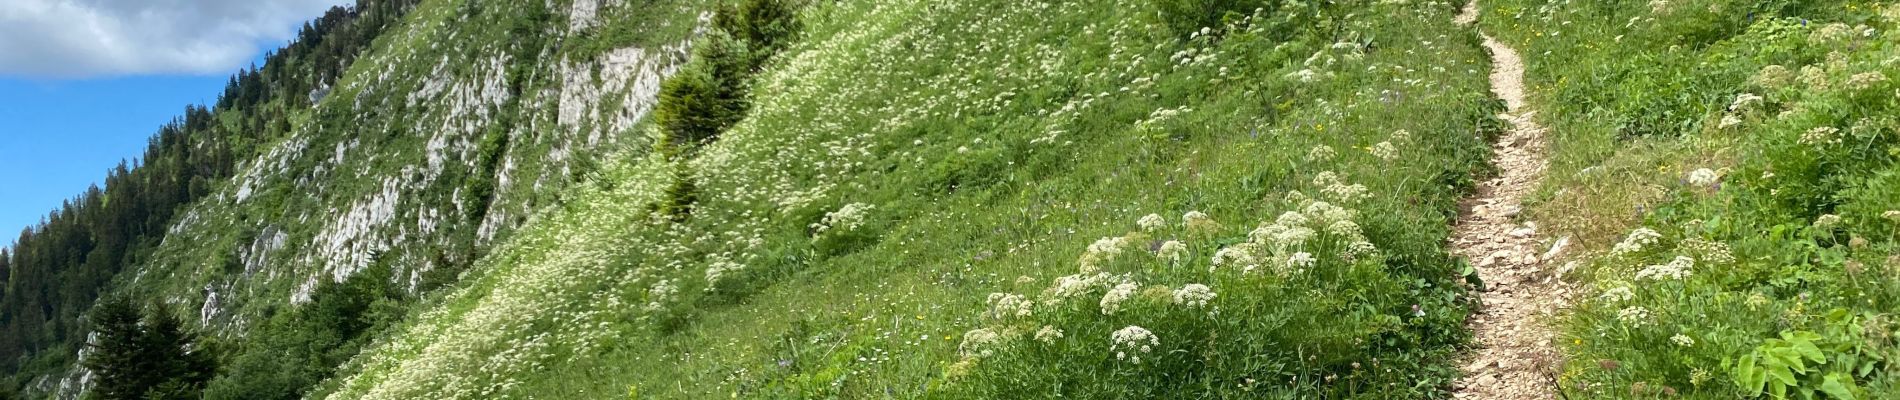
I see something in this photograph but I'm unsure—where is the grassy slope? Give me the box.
[127,0,700,336]
[325,0,1508,398]
[29,0,702,397]
[1485,0,1900,398]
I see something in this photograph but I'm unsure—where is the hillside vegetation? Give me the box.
[4,0,702,398]
[321,0,1505,398]
[1485,0,1900,398]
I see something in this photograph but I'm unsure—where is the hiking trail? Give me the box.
[1451,2,1572,399]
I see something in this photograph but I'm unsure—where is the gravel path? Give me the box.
[1451,2,1571,399]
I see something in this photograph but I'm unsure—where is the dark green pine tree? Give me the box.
[83,296,155,400]
[138,305,215,400]
[82,297,215,400]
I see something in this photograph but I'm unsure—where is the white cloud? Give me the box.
[0,0,351,78]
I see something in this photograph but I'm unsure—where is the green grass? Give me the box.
[320,0,1507,398]
[1483,0,1900,398]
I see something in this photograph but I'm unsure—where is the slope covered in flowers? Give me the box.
[1485,0,1900,397]
[322,0,1506,398]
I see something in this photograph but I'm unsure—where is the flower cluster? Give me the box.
[987,293,1034,319]
[1099,282,1140,315]
[1170,284,1216,308]
[1080,236,1129,273]
[1156,240,1189,264]
[645,279,679,311]
[1137,213,1168,232]
[1610,227,1663,256]
[960,328,1009,358]
[1599,286,1635,304]
[1183,211,1220,232]
[1685,168,1718,187]
[1618,306,1653,326]
[1635,256,1694,281]
[704,258,745,288]
[812,202,874,235]
[1110,326,1159,364]
[1035,326,1064,344]
[1670,334,1695,347]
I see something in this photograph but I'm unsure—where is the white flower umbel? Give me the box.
[1183,211,1219,231]
[1287,252,1317,271]
[988,293,1033,319]
[960,328,1007,358]
[1156,240,1188,264]
[1110,326,1159,364]
[1599,286,1635,304]
[1671,334,1695,347]
[1100,282,1139,315]
[812,202,875,235]
[1035,326,1065,344]
[1611,227,1663,256]
[1686,168,1719,187]
[1636,256,1694,281]
[1617,306,1652,326]
[1137,213,1167,232]
[1171,284,1216,308]
[1369,141,1398,161]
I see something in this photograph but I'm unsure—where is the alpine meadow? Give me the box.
[1,0,1897,399]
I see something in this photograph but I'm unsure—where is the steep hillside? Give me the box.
[1484,0,1900,398]
[5,0,704,398]
[320,0,1506,398]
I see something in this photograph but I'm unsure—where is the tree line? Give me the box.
[0,0,419,396]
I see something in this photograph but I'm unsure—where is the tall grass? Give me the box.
[321,0,1505,398]
[1485,0,1900,398]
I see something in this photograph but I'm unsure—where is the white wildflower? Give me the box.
[1729,93,1764,112]
[1156,240,1189,264]
[1275,211,1309,228]
[1110,326,1159,364]
[644,279,678,311]
[1080,236,1128,272]
[1814,214,1843,229]
[1883,210,1900,222]
[1326,220,1362,238]
[1369,141,1399,161]
[1753,65,1792,88]
[1287,252,1317,270]
[1100,282,1139,315]
[1636,256,1695,281]
[988,293,1033,318]
[813,203,874,234]
[704,259,746,288]
[1137,213,1168,232]
[1599,286,1635,303]
[1686,168,1719,187]
[1718,114,1743,129]
[1035,326,1064,344]
[1848,72,1889,91]
[1307,145,1337,161]
[1287,69,1320,83]
[1618,306,1652,326]
[1271,227,1316,251]
[1183,211,1219,231]
[1212,245,1258,270]
[1671,334,1695,347]
[959,328,1007,358]
[1303,201,1354,225]
[1045,273,1106,302]
[1611,227,1663,256]
[1801,126,1842,145]
[1171,284,1216,308]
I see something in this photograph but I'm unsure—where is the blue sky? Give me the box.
[0,0,348,245]
[0,75,229,240]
